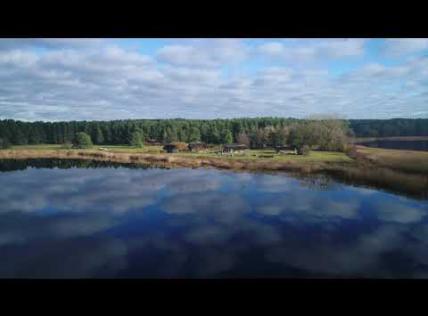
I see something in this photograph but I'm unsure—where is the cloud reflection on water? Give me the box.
[0,164,427,278]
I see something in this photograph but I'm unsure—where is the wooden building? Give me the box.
[188,142,208,152]
[163,144,178,153]
[222,144,248,154]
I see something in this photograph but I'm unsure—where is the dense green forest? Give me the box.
[0,118,427,147]
[349,119,428,137]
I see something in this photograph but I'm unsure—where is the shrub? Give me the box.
[344,144,357,157]
[61,142,73,149]
[130,131,144,148]
[72,132,93,149]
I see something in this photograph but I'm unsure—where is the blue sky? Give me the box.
[0,38,427,121]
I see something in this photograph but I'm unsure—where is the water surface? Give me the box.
[357,140,428,151]
[1,159,427,278]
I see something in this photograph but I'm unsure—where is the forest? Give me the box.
[0,117,427,148]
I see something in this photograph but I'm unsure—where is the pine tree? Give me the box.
[95,126,104,144]
[187,127,201,142]
[0,137,11,149]
[130,131,144,148]
[13,129,28,145]
[223,130,233,144]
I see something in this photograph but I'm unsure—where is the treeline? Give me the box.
[349,119,428,137]
[0,118,299,146]
[0,118,427,147]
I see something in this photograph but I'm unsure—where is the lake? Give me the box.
[1,159,428,278]
[356,140,428,151]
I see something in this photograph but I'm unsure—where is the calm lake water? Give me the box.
[357,140,428,151]
[1,159,428,278]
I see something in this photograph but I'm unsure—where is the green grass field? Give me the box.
[10,144,64,150]
[6,144,353,164]
[10,143,428,172]
[176,148,353,163]
[100,145,165,154]
[9,144,165,153]
[7,144,426,174]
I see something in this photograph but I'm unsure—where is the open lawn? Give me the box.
[9,144,165,153]
[6,144,352,164]
[100,145,164,154]
[3,144,426,175]
[10,144,64,150]
[177,148,353,164]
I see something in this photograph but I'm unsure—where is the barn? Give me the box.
[222,144,248,154]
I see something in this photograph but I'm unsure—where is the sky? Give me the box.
[0,38,427,121]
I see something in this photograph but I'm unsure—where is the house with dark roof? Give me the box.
[163,144,178,153]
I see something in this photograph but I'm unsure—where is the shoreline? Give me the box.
[353,136,428,143]
[0,148,427,199]
[0,148,332,173]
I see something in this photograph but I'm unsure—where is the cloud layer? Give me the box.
[0,38,427,121]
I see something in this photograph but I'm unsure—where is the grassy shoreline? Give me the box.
[1,144,427,199]
[0,144,354,173]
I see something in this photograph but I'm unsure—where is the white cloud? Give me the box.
[157,39,248,68]
[258,39,366,62]
[0,49,38,66]
[0,38,427,120]
[372,201,426,224]
[258,42,285,55]
[383,38,428,56]
[0,167,164,214]
[161,191,250,223]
